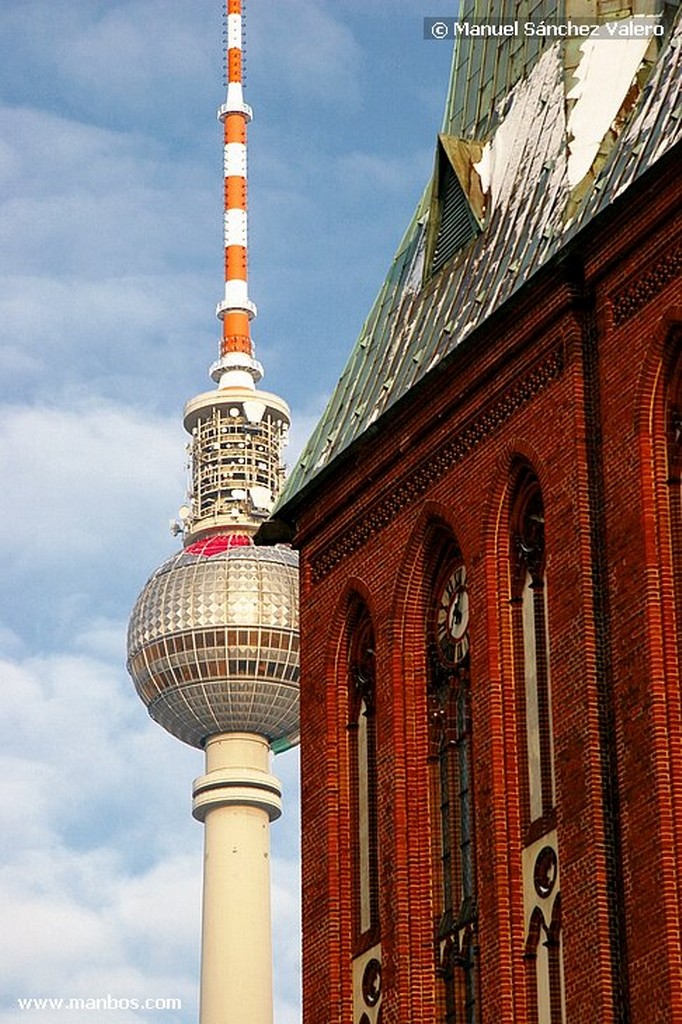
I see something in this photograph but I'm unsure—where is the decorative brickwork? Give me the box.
[311,347,565,582]
[611,241,682,327]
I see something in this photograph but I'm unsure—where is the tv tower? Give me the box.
[126,3,299,1022]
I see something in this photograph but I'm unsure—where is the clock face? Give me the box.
[435,563,469,665]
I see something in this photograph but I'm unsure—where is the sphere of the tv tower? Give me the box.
[127,535,299,753]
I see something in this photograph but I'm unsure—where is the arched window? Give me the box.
[348,606,380,951]
[510,469,555,835]
[666,340,682,652]
[510,468,565,1024]
[524,894,562,1024]
[428,548,478,1024]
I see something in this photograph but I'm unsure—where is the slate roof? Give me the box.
[277,2,682,514]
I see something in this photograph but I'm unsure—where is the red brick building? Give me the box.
[272,4,682,1022]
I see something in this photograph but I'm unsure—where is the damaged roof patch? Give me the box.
[567,21,652,187]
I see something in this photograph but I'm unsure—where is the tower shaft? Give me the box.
[193,733,282,1024]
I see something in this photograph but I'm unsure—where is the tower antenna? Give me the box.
[213,0,258,389]
[179,0,290,544]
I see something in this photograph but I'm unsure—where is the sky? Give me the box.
[0,2,454,1022]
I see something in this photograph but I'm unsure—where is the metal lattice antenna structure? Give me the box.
[126,3,299,1022]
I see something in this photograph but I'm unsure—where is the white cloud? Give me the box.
[73,617,128,662]
[0,400,181,569]
[0,105,213,278]
[0,640,202,1022]
[0,272,215,414]
[58,2,214,95]
[0,640,299,1024]
[0,1,217,128]
[0,106,158,199]
[0,652,179,838]
[286,396,330,469]
[1,854,199,1022]
[0,625,25,659]
[0,102,217,412]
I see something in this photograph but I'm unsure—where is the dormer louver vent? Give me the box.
[426,135,485,279]
[431,164,480,273]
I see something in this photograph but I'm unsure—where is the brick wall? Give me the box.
[293,160,681,1023]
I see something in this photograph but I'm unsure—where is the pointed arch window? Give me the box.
[525,893,563,1024]
[666,338,682,654]
[348,607,380,950]
[428,551,478,1024]
[510,469,565,1024]
[511,472,555,834]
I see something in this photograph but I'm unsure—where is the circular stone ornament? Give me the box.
[362,958,382,1007]
[533,845,558,899]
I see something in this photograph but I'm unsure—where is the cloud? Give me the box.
[0,399,185,652]
[0,1,218,132]
[0,651,181,846]
[73,617,129,662]
[0,106,157,199]
[337,148,434,196]
[1,854,199,1022]
[0,623,26,659]
[0,400,181,561]
[287,396,331,469]
[0,102,217,411]
[0,105,214,278]
[0,640,201,1022]
[58,2,214,95]
[0,641,299,1024]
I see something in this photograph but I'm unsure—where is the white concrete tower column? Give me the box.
[192,733,283,1024]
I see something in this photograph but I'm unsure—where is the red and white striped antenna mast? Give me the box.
[212,0,261,389]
